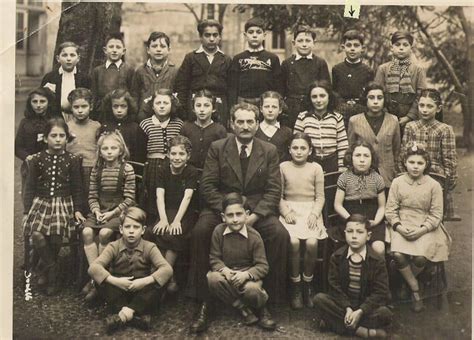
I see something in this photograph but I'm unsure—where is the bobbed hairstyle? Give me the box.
[304,80,337,114]
[391,31,414,45]
[67,87,93,105]
[222,192,249,212]
[192,89,217,108]
[343,138,379,171]
[293,25,316,40]
[120,206,147,226]
[167,135,192,155]
[148,88,181,120]
[101,88,137,122]
[259,91,288,115]
[145,31,170,48]
[96,130,130,165]
[197,19,223,36]
[345,213,371,230]
[341,30,365,45]
[230,102,259,122]
[24,87,56,119]
[362,82,386,108]
[44,117,74,143]
[403,142,431,174]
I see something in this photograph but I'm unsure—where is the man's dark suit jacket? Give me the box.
[200,135,281,217]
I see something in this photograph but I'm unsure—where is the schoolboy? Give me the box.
[374,31,427,127]
[281,25,330,129]
[313,214,392,338]
[228,17,283,108]
[41,41,90,121]
[89,206,173,334]
[90,33,135,122]
[130,31,178,121]
[175,19,232,126]
[207,192,276,331]
[332,30,374,129]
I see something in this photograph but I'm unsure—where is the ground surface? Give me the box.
[12,95,472,339]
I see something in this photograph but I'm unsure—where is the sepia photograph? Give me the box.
[6,0,473,338]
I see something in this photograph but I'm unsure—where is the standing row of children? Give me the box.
[16,16,456,337]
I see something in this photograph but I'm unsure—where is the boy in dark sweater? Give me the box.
[228,17,283,108]
[314,214,392,338]
[281,25,330,129]
[174,19,232,126]
[90,33,135,122]
[207,193,276,331]
[332,30,374,129]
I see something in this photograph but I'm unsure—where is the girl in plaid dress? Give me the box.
[22,118,85,295]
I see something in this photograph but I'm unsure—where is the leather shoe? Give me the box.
[105,315,124,334]
[257,307,277,331]
[238,306,258,325]
[131,315,151,331]
[85,286,98,303]
[189,302,209,333]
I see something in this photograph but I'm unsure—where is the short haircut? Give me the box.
[197,19,223,36]
[343,138,380,170]
[24,87,56,119]
[342,30,365,45]
[245,17,265,32]
[104,32,125,46]
[303,80,337,114]
[293,25,316,40]
[67,87,93,105]
[168,135,192,155]
[44,117,74,143]
[362,82,386,107]
[391,31,414,45]
[222,192,249,212]
[145,31,170,48]
[101,88,138,122]
[345,213,370,230]
[56,41,80,56]
[120,206,147,226]
[403,142,432,174]
[230,102,259,122]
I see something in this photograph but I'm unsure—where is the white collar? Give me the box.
[196,45,223,55]
[106,59,123,69]
[347,246,367,261]
[152,115,170,128]
[58,66,77,75]
[235,138,254,156]
[223,225,248,238]
[146,59,168,68]
[247,45,265,52]
[345,57,362,64]
[260,120,280,130]
[295,52,313,60]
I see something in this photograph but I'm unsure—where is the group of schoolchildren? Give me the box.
[16,16,457,337]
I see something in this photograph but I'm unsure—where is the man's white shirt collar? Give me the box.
[223,225,248,238]
[235,138,254,157]
[295,52,313,60]
[106,59,123,69]
[58,66,77,75]
[347,246,367,261]
[196,45,223,55]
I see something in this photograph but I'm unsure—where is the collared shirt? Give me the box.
[223,224,249,238]
[347,245,367,261]
[152,115,170,128]
[246,45,265,53]
[259,120,280,138]
[345,57,362,64]
[235,138,254,157]
[105,59,123,69]
[59,66,77,109]
[195,45,223,64]
[295,52,313,61]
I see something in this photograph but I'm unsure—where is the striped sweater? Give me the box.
[88,162,135,213]
[139,117,183,155]
[293,111,349,169]
[348,254,363,303]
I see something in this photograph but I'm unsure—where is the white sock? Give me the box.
[290,275,301,283]
[302,273,314,282]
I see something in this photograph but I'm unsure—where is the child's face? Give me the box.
[391,38,412,60]
[71,98,91,122]
[169,145,190,171]
[352,146,372,173]
[341,39,364,61]
[30,94,49,116]
[221,203,248,232]
[112,97,129,120]
[147,38,170,63]
[345,222,370,252]
[103,38,125,62]
[289,138,312,165]
[418,96,440,123]
[405,154,427,179]
[100,137,122,164]
[260,97,282,123]
[56,47,80,72]
[310,87,329,113]
[152,94,172,120]
[293,32,314,57]
[120,216,145,247]
[244,26,266,49]
[200,26,221,53]
[194,96,214,123]
[366,89,384,114]
[44,126,67,153]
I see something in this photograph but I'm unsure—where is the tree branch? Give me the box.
[183,3,200,23]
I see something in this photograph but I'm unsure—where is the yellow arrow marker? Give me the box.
[344,0,361,19]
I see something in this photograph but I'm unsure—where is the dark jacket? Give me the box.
[328,245,390,315]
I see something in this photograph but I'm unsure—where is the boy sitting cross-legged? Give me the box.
[207,192,277,331]
[313,214,392,338]
[88,206,173,334]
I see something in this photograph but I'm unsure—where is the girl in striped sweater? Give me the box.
[81,130,136,301]
[138,89,183,224]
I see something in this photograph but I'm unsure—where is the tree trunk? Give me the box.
[54,1,122,76]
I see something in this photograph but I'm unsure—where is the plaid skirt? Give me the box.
[23,196,76,238]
